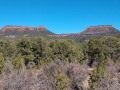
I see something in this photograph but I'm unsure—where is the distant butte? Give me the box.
[81,25,120,34]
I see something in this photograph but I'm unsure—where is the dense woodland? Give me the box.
[0,36,120,90]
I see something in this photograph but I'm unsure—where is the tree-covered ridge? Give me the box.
[0,36,120,90]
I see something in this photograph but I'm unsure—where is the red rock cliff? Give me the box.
[2,26,47,32]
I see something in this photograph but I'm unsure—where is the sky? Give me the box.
[0,0,120,34]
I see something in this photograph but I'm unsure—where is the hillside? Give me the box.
[0,25,54,39]
[56,25,120,41]
[81,25,120,35]
[0,25,120,41]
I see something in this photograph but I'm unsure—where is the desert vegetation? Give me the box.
[0,36,120,90]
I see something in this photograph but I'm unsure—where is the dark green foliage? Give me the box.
[79,42,89,64]
[0,40,16,59]
[89,62,108,90]
[56,70,70,90]
[88,38,105,67]
[31,37,49,65]
[49,40,83,63]
[12,55,25,69]
[100,36,120,62]
[87,36,120,89]
[0,53,5,73]
[87,36,120,67]
[32,37,47,58]
[17,38,35,66]
[0,36,119,70]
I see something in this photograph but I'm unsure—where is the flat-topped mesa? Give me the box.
[81,25,119,34]
[2,25,47,32]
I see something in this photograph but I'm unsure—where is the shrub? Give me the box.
[12,55,25,69]
[56,70,70,90]
[0,53,5,73]
[89,62,108,90]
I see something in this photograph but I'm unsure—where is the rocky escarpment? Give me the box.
[2,26,47,32]
[1,25,54,37]
[0,25,120,40]
[81,25,120,35]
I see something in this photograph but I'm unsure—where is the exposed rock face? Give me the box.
[81,25,120,35]
[1,25,54,36]
[0,25,120,40]
[2,26,47,32]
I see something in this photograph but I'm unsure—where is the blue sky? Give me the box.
[0,0,120,34]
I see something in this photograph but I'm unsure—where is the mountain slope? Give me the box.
[81,25,120,35]
[53,25,120,41]
[1,25,54,38]
[0,25,120,40]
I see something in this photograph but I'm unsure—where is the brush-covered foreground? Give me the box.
[0,36,120,90]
